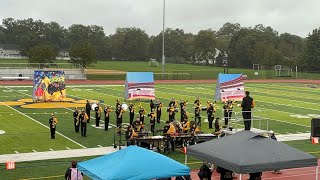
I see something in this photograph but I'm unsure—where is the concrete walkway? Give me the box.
[0,146,122,163]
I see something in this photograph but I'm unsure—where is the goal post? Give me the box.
[149,58,158,67]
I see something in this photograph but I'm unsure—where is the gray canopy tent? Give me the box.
[187,131,318,180]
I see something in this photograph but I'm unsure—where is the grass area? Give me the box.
[0,82,319,179]
[1,58,320,80]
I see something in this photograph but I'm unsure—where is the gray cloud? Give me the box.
[1,0,320,37]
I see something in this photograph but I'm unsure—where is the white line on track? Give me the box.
[49,148,54,151]
[14,151,19,154]
[32,150,37,152]
[66,147,71,150]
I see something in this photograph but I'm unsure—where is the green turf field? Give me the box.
[0,82,319,179]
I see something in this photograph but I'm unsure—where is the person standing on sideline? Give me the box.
[104,106,112,131]
[64,161,83,180]
[49,113,58,139]
[73,107,79,133]
[241,91,255,130]
[85,100,91,123]
[269,130,282,174]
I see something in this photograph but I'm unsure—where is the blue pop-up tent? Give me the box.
[77,146,190,180]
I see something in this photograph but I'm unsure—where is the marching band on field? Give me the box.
[50,95,253,150]
[58,97,221,140]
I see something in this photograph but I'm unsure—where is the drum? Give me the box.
[121,103,128,111]
[171,120,183,133]
[91,103,97,110]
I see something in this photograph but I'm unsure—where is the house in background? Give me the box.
[0,44,70,60]
[57,50,70,60]
[0,44,25,59]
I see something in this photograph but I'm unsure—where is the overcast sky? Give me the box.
[1,0,320,37]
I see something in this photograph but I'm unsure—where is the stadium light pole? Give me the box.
[161,0,166,80]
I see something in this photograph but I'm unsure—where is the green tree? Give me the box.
[111,27,149,61]
[28,44,57,64]
[69,42,97,68]
[303,28,320,71]
[194,29,217,65]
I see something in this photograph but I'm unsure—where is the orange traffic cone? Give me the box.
[312,137,319,144]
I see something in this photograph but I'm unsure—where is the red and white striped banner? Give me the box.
[6,161,15,170]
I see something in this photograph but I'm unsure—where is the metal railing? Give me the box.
[221,109,266,134]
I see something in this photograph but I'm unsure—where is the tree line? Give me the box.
[0,17,319,70]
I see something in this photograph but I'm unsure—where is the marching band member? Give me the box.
[116,99,121,109]
[168,104,175,122]
[116,105,124,128]
[128,103,135,125]
[126,125,138,146]
[223,99,234,126]
[182,118,190,133]
[150,99,156,112]
[148,110,156,133]
[78,109,89,137]
[194,96,200,105]
[133,117,144,133]
[73,107,80,133]
[168,98,177,108]
[156,100,163,123]
[190,121,200,135]
[85,100,91,123]
[49,113,58,139]
[139,106,146,124]
[180,100,187,121]
[94,102,102,127]
[167,121,177,135]
[104,106,112,131]
[214,118,221,133]
[207,102,215,129]
[194,100,201,126]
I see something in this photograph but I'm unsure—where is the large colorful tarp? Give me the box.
[33,71,66,102]
[214,73,245,102]
[124,72,155,100]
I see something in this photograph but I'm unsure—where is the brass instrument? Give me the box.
[97,106,102,118]
[52,117,58,128]
[105,107,112,117]
[118,109,124,118]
